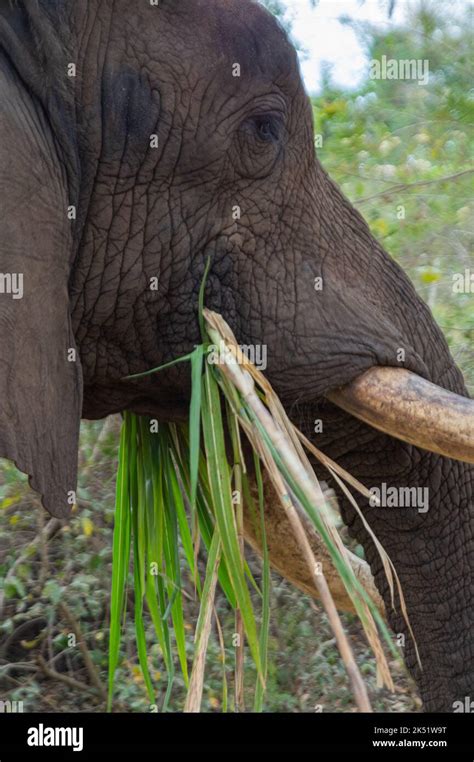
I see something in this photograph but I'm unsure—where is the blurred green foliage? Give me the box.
[311,2,473,390]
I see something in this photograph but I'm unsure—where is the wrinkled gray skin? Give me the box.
[0,0,472,712]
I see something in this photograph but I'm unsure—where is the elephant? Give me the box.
[0,0,472,712]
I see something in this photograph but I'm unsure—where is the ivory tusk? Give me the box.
[328,367,474,465]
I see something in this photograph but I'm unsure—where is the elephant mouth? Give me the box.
[116,361,474,466]
[327,366,474,465]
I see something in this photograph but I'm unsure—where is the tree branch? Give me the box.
[356,168,474,204]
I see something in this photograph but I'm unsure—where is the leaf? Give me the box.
[43,579,63,605]
[81,517,94,537]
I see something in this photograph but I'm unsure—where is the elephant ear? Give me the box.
[0,61,82,518]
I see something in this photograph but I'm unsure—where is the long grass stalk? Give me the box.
[184,531,221,712]
[108,302,411,713]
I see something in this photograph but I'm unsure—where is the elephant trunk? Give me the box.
[354,456,474,712]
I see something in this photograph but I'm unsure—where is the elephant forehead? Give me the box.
[190,0,298,82]
[110,0,300,95]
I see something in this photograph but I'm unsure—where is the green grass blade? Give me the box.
[162,517,189,687]
[171,428,237,608]
[201,363,263,680]
[160,436,189,686]
[131,421,155,704]
[189,345,204,512]
[167,449,200,594]
[107,416,132,710]
[133,575,155,703]
[124,352,195,381]
[140,417,176,705]
[198,255,212,340]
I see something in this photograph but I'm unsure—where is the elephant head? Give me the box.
[0,0,472,712]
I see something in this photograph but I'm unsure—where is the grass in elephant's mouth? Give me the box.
[108,282,412,712]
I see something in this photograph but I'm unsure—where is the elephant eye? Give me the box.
[233,113,284,178]
[252,115,281,143]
